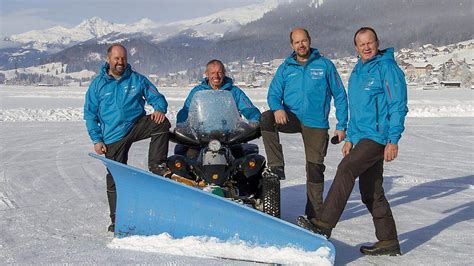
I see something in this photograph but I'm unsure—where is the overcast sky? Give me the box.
[0,0,263,37]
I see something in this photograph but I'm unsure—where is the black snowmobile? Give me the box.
[166,90,280,218]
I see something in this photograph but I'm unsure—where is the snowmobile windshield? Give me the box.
[175,90,257,144]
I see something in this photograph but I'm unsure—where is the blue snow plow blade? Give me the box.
[90,153,335,261]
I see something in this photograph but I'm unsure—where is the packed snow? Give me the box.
[1,63,96,82]
[0,84,473,265]
[1,86,472,122]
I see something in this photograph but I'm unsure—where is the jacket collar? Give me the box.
[100,63,133,80]
[286,48,321,66]
[200,76,234,90]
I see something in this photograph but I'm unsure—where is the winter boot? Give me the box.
[108,223,115,233]
[360,239,401,256]
[108,214,115,233]
[296,216,332,239]
[263,166,285,180]
[150,162,172,178]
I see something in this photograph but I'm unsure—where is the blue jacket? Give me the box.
[176,77,261,123]
[84,63,168,144]
[346,48,408,146]
[267,48,348,130]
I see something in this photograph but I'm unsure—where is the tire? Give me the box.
[261,176,281,218]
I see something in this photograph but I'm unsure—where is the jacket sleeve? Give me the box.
[381,62,408,144]
[233,87,261,122]
[142,77,168,114]
[267,64,286,111]
[345,69,357,144]
[83,79,103,144]
[345,118,354,143]
[327,61,348,130]
[176,87,198,123]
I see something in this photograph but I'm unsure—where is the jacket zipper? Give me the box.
[375,97,379,132]
[322,89,328,120]
[301,66,306,122]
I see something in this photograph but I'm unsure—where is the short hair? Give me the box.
[107,43,127,57]
[353,27,379,46]
[206,59,226,73]
[290,28,311,44]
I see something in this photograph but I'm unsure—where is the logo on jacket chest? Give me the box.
[123,85,137,95]
[287,72,298,77]
[310,68,324,80]
[364,77,377,91]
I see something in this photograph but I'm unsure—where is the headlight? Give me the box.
[208,140,221,152]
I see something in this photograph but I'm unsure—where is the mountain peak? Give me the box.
[78,16,111,26]
[76,17,115,38]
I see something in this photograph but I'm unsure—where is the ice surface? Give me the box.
[0,85,473,265]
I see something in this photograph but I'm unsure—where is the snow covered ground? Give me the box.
[0,85,473,265]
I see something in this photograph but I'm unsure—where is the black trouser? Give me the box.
[104,115,170,223]
[260,110,328,218]
[319,139,398,241]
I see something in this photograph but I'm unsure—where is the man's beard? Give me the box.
[111,64,125,75]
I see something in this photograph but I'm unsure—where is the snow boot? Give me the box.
[360,239,401,256]
[149,162,172,178]
[107,213,115,233]
[297,216,332,239]
[108,223,115,233]
[262,166,285,180]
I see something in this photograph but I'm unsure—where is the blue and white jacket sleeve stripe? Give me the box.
[327,62,348,131]
[267,64,286,111]
[143,78,167,114]
[83,81,103,144]
[382,63,408,144]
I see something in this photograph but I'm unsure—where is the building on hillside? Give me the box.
[440,80,461,88]
[403,62,434,76]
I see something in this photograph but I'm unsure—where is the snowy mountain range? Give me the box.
[1,0,472,76]
[5,17,157,51]
[4,0,282,51]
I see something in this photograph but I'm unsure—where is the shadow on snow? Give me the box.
[281,175,473,264]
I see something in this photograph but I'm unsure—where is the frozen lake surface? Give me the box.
[0,85,473,265]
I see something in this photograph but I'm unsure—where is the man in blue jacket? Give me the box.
[176,59,261,159]
[177,59,261,124]
[300,27,408,256]
[261,28,348,221]
[84,43,170,232]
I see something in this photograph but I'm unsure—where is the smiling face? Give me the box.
[205,62,225,90]
[355,30,379,63]
[107,45,127,78]
[290,29,311,60]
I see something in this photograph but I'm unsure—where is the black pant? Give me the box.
[104,115,170,223]
[319,139,398,241]
[260,110,328,218]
